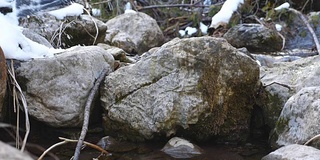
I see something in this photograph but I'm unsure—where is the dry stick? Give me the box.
[73,68,111,160]
[288,8,320,54]
[7,66,30,152]
[304,134,320,145]
[137,4,210,11]
[83,8,99,45]
[38,137,108,160]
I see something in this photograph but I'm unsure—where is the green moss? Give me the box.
[275,117,289,134]
[311,14,320,28]
[299,30,307,38]
[208,5,222,17]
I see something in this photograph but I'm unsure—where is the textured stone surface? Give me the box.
[16,46,114,127]
[105,12,164,55]
[224,23,283,52]
[100,37,260,141]
[161,137,203,159]
[0,141,33,160]
[260,55,320,133]
[262,144,320,160]
[19,14,107,48]
[275,87,320,148]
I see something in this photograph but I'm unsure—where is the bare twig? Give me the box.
[137,4,210,11]
[263,82,292,91]
[83,8,99,45]
[288,8,320,54]
[38,141,68,160]
[38,137,109,160]
[304,134,320,145]
[73,68,111,160]
[8,61,30,152]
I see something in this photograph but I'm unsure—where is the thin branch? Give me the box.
[83,8,99,45]
[263,82,292,91]
[137,4,210,11]
[38,137,109,160]
[304,134,320,145]
[288,8,320,54]
[38,141,68,160]
[73,68,111,160]
[8,62,30,152]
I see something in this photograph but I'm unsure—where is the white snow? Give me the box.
[275,2,290,11]
[92,8,101,17]
[275,24,282,31]
[200,22,208,35]
[179,30,186,37]
[0,1,86,60]
[209,0,244,29]
[124,2,136,14]
[48,3,84,19]
[185,26,197,36]
[0,0,11,8]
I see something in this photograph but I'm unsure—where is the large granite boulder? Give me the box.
[223,24,283,52]
[104,12,164,55]
[100,37,260,141]
[19,14,107,48]
[0,141,33,160]
[260,55,320,133]
[16,46,114,127]
[274,86,320,148]
[262,144,320,160]
[0,47,7,121]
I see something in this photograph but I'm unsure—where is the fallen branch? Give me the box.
[73,68,111,160]
[38,137,109,160]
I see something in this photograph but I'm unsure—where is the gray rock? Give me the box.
[262,144,320,160]
[275,87,320,148]
[105,12,164,55]
[0,141,33,160]
[223,23,283,52]
[22,28,53,48]
[260,55,320,134]
[16,46,114,127]
[19,14,107,48]
[161,137,202,159]
[279,11,320,50]
[100,37,260,141]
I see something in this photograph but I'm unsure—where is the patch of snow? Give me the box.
[48,3,84,19]
[124,2,136,14]
[200,22,208,35]
[179,30,186,37]
[275,24,282,31]
[275,2,290,11]
[92,8,101,17]
[185,27,197,36]
[0,0,11,8]
[209,0,244,29]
